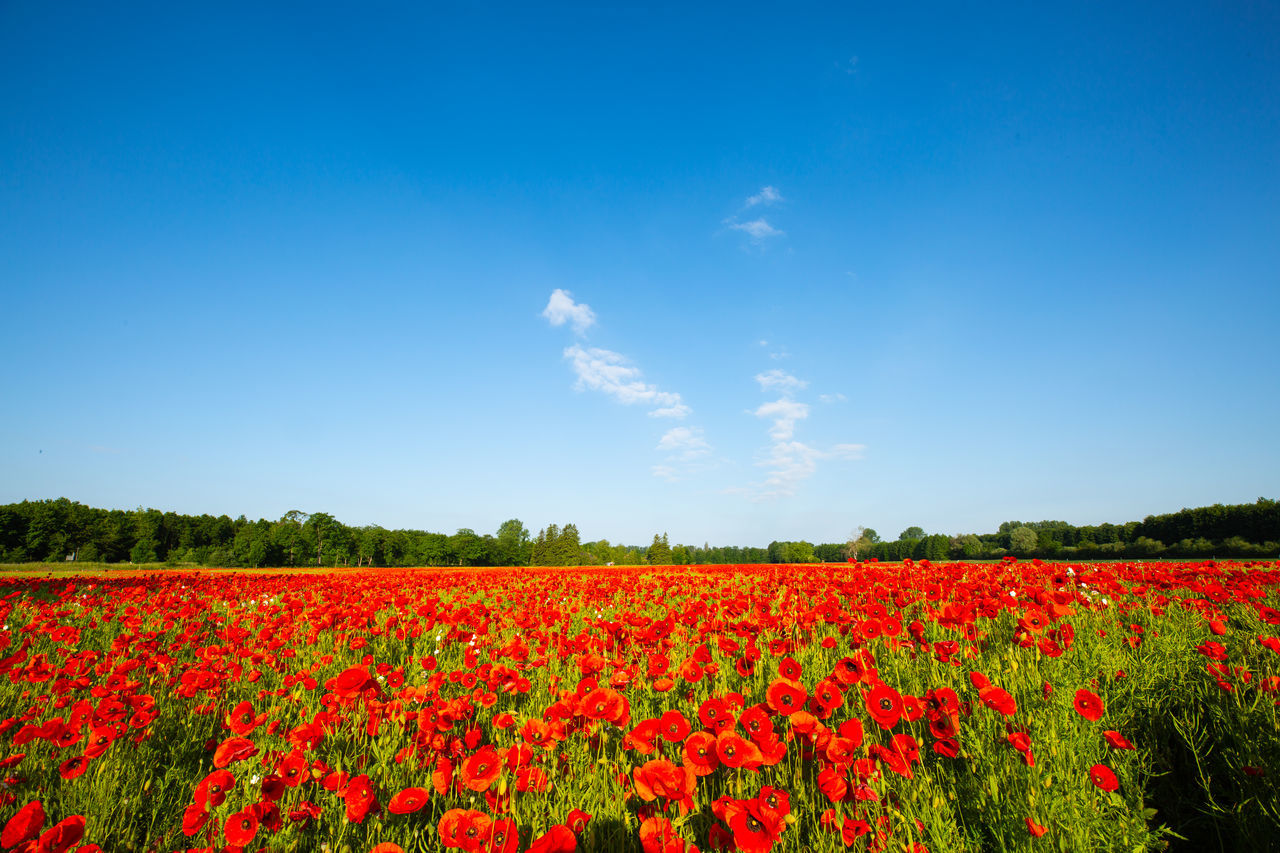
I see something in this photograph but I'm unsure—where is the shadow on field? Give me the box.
[1133,686,1280,852]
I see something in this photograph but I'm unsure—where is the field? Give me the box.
[1,559,1279,853]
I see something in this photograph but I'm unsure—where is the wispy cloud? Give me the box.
[563,345,690,419]
[542,289,596,334]
[746,185,782,207]
[753,398,809,441]
[657,426,711,460]
[730,364,864,499]
[746,440,865,500]
[818,392,847,404]
[727,218,784,241]
[755,369,808,393]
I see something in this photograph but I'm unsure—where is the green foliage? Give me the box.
[647,532,672,565]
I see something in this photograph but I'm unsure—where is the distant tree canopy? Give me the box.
[0,497,1276,568]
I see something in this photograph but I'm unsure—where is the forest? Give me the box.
[0,496,1275,568]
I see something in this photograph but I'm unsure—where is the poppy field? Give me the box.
[2,559,1279,853]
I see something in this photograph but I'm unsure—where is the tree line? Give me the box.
[0,497,1275,568]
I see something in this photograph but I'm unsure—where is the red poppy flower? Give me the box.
[566,809,592,834]
[2,800,45,849]
[740,706,774,741]
[979,686,1017,717]
[1025,817,1048,837]
[633,759,694,803]
[35,815,84,853]
[818,767,848,803]
[836,718,864,748]
[527,824,576,853]
[729,801,784,853]
[461,747,502,792]
[717,730,764,770]
[933,737,960,758]
[182,804,207,837]
[1073,689,1104,722]
[224,808,259,847]
[389,786,430,814]
[345,774,379,824]
[194,769,236,809]
[865,683,903,730]
[698,697,735,732]
[1089,763,1119,792]
[659,709,691,742]
[682,730,720,776]
[213,736,259,768]
[756,785,791,822]
[58,755,88,781]
[640,816,690,853]
[765,679,807,715]
[226,700,267,735]
[277,750,308,787]
[778,656,802,680]
[1103,730,1135,750]
[487,817,518,853]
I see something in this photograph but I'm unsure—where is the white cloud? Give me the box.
[729,371,864,500]
[746,186,782,207]
[819,392,848,404]
[753,398,809,441]
[563,345,689,419]
[657,426,711,460]
[745,440,865,500]
[542,289,596,334]
[727,218,784,240]
[755,369,808,393]
[651,464,680,482]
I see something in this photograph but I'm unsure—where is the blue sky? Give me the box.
[2,2,1277,547]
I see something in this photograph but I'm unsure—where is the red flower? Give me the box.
[195,769,235,808]
[35,815,84,853]
[345,774,380,824]
[1103,730,1135,750]
[1073,689,1104,722]
[716,730,763,770]
[1025,817,1048,837]
[58,755,88,781]
[1089,763,1119,792]
[756,786,790,822]
[527,824,576,853]
[659,709,691,743]
[633,759,695,805]
[2,800,45,849]
[182,804,208,837]
[765,679,807,715]
[213,736,259,768]
[487,817,518,853]
[388,786,430,814]
[729,801,785,853]
[979,686,1017,716]
[682,730,720,776]
[224,808,259,847]
[566,809,591,834]
[461,747,502,792]
[865,683,903,730]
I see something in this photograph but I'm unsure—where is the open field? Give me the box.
[1,559,1278,852]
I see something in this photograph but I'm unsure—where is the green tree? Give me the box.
[560,523,582,566]
[495,519,530,566]
[305,512,337,566]
[647,533,671,565]
[1009,526,1038,554]
[899,526,924,541]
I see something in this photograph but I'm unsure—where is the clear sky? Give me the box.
[2,2,1277,547]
